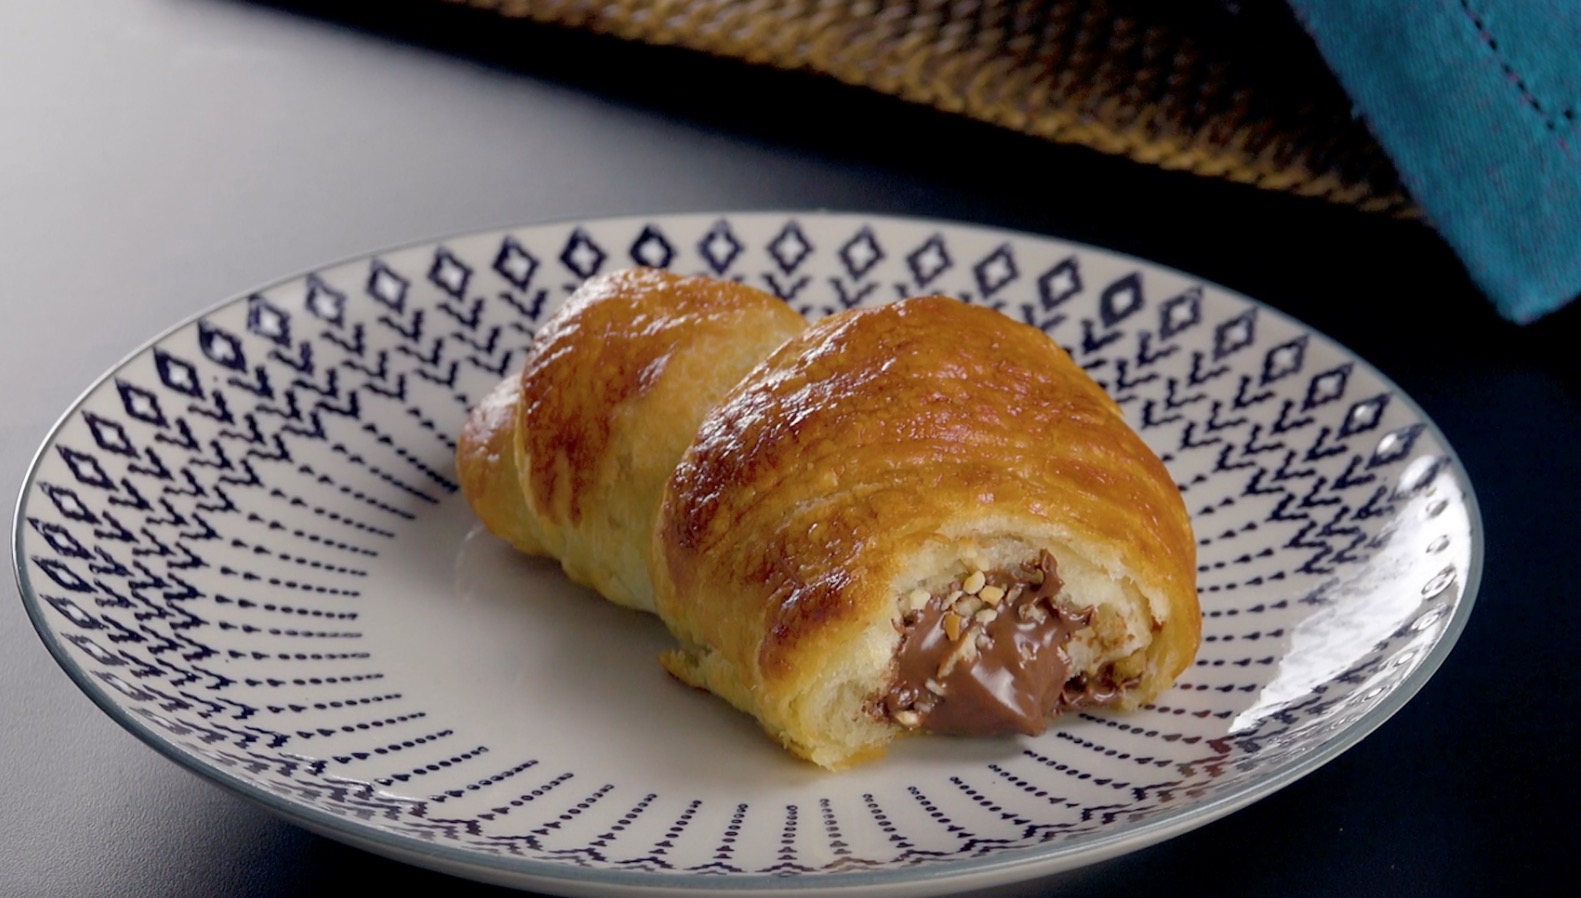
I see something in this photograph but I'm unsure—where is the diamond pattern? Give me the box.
[769,221,812,274]
[57,446,114,490]
[1397,454,1445,494]
[153,349,202,398]
[972,244,1019,298]
[197,322,246,372]
[1037,257,1082,310]
[367,261,409,312]
[838,227,883,279]
[698,220,743,275]
[630,226,675,270]
[493,237,539,290]
[115,380,166,427]
[1099,273,1145,327]
[28,519,89,559]
[305,276,346,326]
[428,248,471,300]
[40,484,97,522]
[560,229,607,279]
[1303,364,1353,410]
[1338,394,1390,437]
[1213,308,1257,359]
[1159,287,1203,339]
[1369,424,1425,468]
[906,234,951,288]
[1260,336,1307,385]
[84,412,136,457]
[35,557,93,593]
[247,295,292,346]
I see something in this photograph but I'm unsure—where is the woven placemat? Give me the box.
[438,0,1412,214]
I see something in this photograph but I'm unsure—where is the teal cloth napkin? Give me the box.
[1289,0,1581,323]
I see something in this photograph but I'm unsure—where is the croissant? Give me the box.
[458,270,1200,769]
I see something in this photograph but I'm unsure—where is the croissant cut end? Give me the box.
[672,524,1190,772]
[893,528,1166,703]
[660,627,896,771]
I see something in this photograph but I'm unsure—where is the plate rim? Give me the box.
[10,209,1486,896]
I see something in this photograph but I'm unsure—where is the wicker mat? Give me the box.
[437,0,1413,214]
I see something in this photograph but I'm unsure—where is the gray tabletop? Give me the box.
[4,2,1576,896]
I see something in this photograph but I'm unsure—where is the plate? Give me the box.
[13,212,1479,897]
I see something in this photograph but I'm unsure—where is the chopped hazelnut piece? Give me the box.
[1017,600,1049,623]
[942,612,965,642]
[892,709,921,728]
[977,585,1006,605]
[953,595,983,618]
[905,588,931,612]
[961,570,987,595]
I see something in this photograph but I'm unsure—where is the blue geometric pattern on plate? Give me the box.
[13,213,1479,897]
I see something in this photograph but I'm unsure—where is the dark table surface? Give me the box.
[3,2,1576,896]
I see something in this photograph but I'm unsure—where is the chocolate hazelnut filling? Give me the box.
[881,550,1128,736]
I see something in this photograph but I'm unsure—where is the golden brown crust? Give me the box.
[458,267,806,611]
[515,268,807,525]
[654,296,1199,764]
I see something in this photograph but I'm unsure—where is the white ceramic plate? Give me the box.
[14,212,1479,897]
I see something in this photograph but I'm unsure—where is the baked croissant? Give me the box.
[458,270,1200,769]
